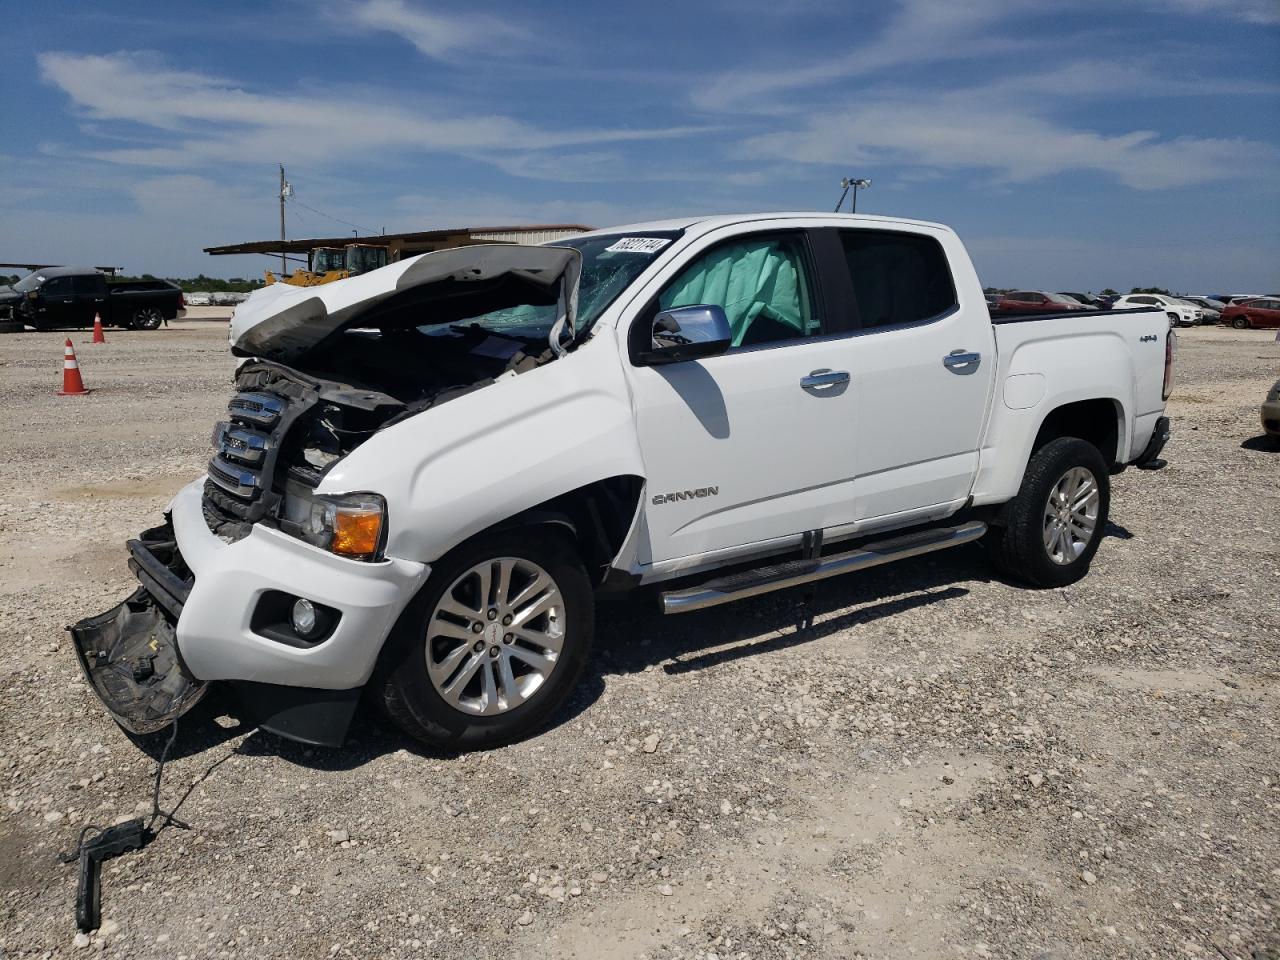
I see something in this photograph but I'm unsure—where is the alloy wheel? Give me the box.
[424,557,565,715]
[1042,466,1100,565]
[135,308,163,330]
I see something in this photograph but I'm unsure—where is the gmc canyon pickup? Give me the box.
[0,266,184,331]
[71,214,1174,750]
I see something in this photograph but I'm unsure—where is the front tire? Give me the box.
[986,437,1110,588]
[1230,315,1250,330]
[376,529,594,751]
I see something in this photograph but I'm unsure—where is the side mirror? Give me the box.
[633,304,732,366]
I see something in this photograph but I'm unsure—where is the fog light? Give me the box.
[292,598,319,637]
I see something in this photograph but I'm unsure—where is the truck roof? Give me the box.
[569,212,952,238]
[22,265,101,278]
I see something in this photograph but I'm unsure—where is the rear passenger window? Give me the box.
[839,231,957,329]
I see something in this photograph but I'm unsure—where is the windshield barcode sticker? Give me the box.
[605,237,672,254]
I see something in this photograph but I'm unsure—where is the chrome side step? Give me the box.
[660,521,987,615]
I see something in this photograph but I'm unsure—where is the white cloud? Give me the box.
[337,0,529,60]
[36,52,708,176]
[0,172,276,277]
[387,191,675,231]
[1160,0,1280,24]
[742,93,1278,189]
[693,0,1279,114]
[692,0,1040,112]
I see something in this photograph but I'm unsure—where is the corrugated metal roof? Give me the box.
[204,224,594,257]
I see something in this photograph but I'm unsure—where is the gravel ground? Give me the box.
[1,323,1277,960]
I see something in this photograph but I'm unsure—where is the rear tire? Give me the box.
[1231,316,1250,330]
[985,437,1110,588]
[133,308,163,330]
[376,529,594,751]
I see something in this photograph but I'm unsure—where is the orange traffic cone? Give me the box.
[92,313,106,344]
[59,339,90,396]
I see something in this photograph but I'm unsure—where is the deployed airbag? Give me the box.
[659,239,810,347]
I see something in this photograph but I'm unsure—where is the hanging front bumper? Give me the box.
[69,570,208,737]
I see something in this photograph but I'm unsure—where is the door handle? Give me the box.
[943,350,981,371]
[800,369,850,389]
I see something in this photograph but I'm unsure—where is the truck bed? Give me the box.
[991,307,1153,324]
[974,306,1172,506]
[108,279,181,296]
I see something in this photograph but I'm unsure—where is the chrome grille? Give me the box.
[212,422,271,465]
[228,391,287,427]
[207,456,261,498]
[203,378,313,538]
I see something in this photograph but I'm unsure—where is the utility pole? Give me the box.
[278,164,287,276]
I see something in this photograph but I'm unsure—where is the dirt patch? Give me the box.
[57,474,195,501]
[0,324,1277,959]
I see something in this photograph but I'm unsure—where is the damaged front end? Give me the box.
[68,243,589,740]
[68,523,206,735]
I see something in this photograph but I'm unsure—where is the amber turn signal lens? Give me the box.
[331,508,384,559]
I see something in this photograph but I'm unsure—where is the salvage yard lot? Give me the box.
[1,324,1277,959]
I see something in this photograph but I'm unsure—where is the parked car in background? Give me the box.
[186,292,213,306]
[1262,380,1280,438]
[1222,298,1280,330]
[994,291,1092,314]
[0,266,185,330]
[1180,296,1225,323]
[1057,292,1105,309]
[1110,294,1203,327]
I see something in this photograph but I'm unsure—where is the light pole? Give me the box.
[278,164,294,276]
[835,177,872,213]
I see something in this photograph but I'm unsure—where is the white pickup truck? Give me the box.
[71,213,1173,750]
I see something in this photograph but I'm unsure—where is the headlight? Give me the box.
[306,492,386,561]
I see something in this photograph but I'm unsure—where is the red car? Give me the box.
[994,291,1091,314]
[1222,297,1280,330]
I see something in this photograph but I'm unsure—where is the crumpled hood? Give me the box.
[230,244,582,361]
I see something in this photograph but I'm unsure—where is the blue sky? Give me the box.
[1,0,1277,292]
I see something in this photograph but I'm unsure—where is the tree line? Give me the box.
[1,272,265,293]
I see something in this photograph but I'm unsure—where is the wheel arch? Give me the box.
[1031,396,1126,468]
[483,475,645,587]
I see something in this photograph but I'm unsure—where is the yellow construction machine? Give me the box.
[265,244,388,286]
